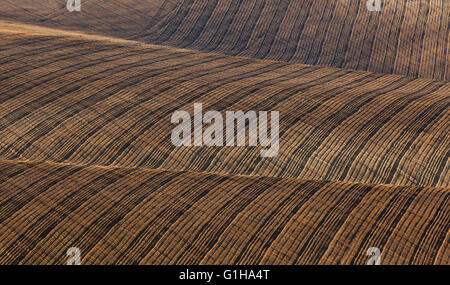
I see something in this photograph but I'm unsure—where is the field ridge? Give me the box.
[0,1,448,265]
[1,23,448,188]
[2,0,448,81]
[0,159,448,264]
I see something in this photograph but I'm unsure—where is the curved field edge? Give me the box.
[1,0,448,81]
[0,159,448,265]
[0,23,448,188]
[0,0,177,40]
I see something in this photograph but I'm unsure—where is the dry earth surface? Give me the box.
[0,0,448,264]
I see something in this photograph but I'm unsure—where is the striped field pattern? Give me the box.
[0,0,449,265]
[0,25,448,187]
[140,0,450,81]
[2,0,449,81]
[0,0,177,39]
[0,159,448,264]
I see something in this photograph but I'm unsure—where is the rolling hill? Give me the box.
[0,0,448,265]
[0,159,448,264]
[3,0,449,80]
